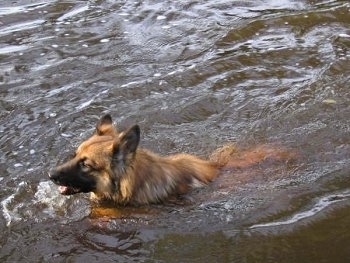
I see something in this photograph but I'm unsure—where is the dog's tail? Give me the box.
[210,143,298,170]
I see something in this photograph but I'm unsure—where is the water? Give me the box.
[1,0,350,262]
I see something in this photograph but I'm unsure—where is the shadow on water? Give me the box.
[1,0,350,262]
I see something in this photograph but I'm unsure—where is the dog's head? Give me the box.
[49,114,140,196]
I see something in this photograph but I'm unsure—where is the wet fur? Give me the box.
[50,114,219,205]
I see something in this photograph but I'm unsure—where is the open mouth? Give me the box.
[58,185,81,195]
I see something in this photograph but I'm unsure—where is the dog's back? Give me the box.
[123,150,219,204]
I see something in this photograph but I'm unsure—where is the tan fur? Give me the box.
[51,114,297,206]
[90,145,219,205]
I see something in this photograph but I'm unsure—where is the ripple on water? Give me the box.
[0,45,30,55]
[250,190,350,229]
[0,19,46,36]
[1,0,350,261]
[56,5,90,22]
[0,2,50,16]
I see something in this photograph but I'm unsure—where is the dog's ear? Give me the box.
[96,114,117,136]
[111,125,140,174]
[118,125,140,155]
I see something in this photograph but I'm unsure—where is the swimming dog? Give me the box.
[49,114,296,205]
[49,114,219,205]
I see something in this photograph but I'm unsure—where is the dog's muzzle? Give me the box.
[48,170,82,195]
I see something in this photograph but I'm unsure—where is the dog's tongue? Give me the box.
[58,186,68,194]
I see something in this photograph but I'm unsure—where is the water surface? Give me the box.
[1,0,350,262]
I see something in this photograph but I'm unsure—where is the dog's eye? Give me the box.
[80,159,91,169]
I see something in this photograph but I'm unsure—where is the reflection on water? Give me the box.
[251,190,350,229]
[152,204,350,262]
[1,0,350,262]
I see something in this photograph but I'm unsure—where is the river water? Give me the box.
[1,0,350,262]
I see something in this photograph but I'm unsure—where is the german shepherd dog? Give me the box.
[49,114,221,205]
[50,114,296,205]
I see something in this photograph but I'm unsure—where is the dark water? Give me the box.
[1,0,350,262]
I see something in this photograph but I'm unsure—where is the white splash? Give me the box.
[34,181,90,223]
[1,181,67,227]
[1,182,28,226]
[34,181,68,217]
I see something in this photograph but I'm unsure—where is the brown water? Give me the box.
[1,0,350,262]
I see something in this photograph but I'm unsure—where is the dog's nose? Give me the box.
[48,170,59,183]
